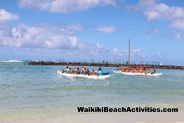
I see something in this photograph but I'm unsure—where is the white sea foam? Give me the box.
[0,60,23,62]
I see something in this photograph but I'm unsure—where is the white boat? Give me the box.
[57,70,110,79]
[113,70,162,76]
[115,39,162,77]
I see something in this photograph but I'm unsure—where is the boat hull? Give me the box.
[57,70,110,79]
[113,70,162,76]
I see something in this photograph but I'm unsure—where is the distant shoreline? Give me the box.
[28,61,184,70]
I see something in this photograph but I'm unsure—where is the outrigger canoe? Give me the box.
[57,70,110,79]
[113,70,162,76]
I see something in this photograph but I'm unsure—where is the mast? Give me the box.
[128,38,130,66]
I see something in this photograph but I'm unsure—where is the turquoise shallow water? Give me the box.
[0,62,184,120]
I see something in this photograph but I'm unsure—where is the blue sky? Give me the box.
[0,0,184,65]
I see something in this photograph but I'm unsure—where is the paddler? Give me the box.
[139,68,143,73]
[81,67,84,74]
[121,68,126,72]
[151,68,156,74]
[63,66,70,73]
[132,68,136,73]
[91,69,95,75]
[145,68,150,74]
[126,68,130,72]
[97,67,102,76]
[76,68,80,74]
[84,68,88,75]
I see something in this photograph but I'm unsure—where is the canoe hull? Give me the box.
[113,70,162,76]
[57,70,110,79]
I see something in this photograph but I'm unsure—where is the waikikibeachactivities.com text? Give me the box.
[77,107,178,113]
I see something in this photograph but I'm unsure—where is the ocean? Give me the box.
[0,62,184,123]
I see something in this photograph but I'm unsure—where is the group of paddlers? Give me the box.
[119,66,156,74]
[62,66,104,75]
[62,66,156,75]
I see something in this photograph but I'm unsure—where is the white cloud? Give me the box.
[129,0,184,30]
[133,0,184,21]
[170,19,184,30]
[111,48,126,56]
[0,22,153,61]
[132,48,141,54]
[0,24,160,61]
[0,24,80,49]
[144,11,159,21]
[0,9,19,23]
[65,24,83,31]
[18,0,117,13]
[147,28,160,34]
[174,33,184,40]
[0,24,127,60]
[96,26,117,33]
